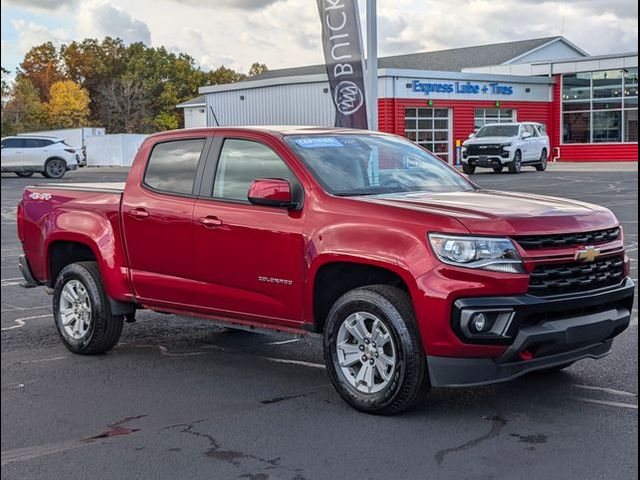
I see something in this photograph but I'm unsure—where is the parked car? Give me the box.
[462,122,550,174]
[17,127,634,415]
[1,135,80,178]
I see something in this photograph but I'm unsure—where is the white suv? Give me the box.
[461,122,550,174]
[1,136,80,179]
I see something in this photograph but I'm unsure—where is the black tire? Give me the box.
[462,164,476,174]
[493,165,504,173]
[43,158,67,179]
[53,261,123,355]
[323,285,430,415]
[508,151,522,174]
[535,149,548,171]
[15,172,34,177]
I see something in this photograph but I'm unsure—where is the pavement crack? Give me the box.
[434,413,508,466]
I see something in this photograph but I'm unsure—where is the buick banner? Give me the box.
[317,0,369,129]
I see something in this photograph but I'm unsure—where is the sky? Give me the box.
[1,0,638,75]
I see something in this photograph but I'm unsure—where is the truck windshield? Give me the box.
[476,125,519,137]
[285,134,474,196]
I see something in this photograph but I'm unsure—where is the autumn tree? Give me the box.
[19,42,65,101]
[2,76,47,134]
[46,80,90,128]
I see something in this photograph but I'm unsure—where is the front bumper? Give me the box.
[427,278,635,387]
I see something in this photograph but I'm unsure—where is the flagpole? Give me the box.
[366,0,378,130]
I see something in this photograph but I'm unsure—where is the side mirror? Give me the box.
[248,178,295,209]
[468,133,476,139]
[522,131,532,139]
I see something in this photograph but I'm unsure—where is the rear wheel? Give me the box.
[508,151,522,174]
[462,164,476,174]
[323,285,429,415]
[43,158,67,179]
[15,172,34,178]
[535,149,548,171]
[53,261,123,355]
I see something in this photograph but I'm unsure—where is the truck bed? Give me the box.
[29,182,126,194]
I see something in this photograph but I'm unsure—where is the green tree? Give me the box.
[46,80,91,128]
[3,76,47,134]
[248,62,268,77]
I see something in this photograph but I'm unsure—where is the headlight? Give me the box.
[501,143,512,147]
[428,234,524,273]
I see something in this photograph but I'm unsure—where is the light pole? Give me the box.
[366,0,378,130]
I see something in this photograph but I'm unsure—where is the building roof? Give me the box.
[246,37,586,82]
[176,95,206,108]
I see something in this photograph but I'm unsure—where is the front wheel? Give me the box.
[462,164,476,174]
[323,285,430,415]
[508,151,522,174]
[536,149,548,171]
[16,172,34,178]
[43,158,67,179]
[493,165,504,173]
[53,262,123,354]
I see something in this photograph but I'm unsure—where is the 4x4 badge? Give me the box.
[575,246,601,262]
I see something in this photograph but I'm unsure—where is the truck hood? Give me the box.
[359,190,618,236]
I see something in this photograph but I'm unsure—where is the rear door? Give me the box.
[121,136,210,307]
[191,135,307,327]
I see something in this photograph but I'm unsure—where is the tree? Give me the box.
[19,42,65,101]
[95,78,151,133]
[248,62,268,77]
[46,80,91,128]
[2,76,47,134]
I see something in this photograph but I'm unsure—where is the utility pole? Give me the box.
[366,0,378,130]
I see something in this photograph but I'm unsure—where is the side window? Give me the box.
[23,138,45,148]
[3,138,24,148]
[213,139,295,202]
[144,138,205,195]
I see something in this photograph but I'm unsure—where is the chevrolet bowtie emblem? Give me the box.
[575,246,601,262]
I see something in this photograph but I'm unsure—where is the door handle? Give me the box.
[129,208,149,219]
[198,216,223,228]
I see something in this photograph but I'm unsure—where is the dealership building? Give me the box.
[179,37,638,163]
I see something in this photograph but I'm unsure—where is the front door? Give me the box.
[121,137,208,307]
[192,136,306,327]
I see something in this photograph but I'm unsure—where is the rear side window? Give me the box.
[213,139,294,202]
[144,139,205,195]
[23,138,48,148]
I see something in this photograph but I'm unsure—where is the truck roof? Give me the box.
[147,126,384,139]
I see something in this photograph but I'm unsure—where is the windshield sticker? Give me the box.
[294,137,344,148]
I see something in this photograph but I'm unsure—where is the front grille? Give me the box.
[467,144,503,156]
[529,255,625,297]
[515,227,620,250]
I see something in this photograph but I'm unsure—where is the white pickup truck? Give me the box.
[461,122,550,174]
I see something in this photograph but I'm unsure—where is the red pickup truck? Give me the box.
[17,127,635,414]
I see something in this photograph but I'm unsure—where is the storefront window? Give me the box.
[473,108,516,130]
[563,112,590,143]
[562,69,638,143]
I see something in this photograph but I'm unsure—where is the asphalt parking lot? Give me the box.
[1,165,638,480]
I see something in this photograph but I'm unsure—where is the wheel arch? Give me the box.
[308,256,417,334]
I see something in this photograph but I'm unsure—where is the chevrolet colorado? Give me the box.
[17,127,635,414]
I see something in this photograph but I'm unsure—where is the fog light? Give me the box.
[472,313,488,332]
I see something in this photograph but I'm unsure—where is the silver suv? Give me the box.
[1,136,80,179]
[461,122,550,174]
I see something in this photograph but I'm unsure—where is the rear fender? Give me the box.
[43,209,133,302]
